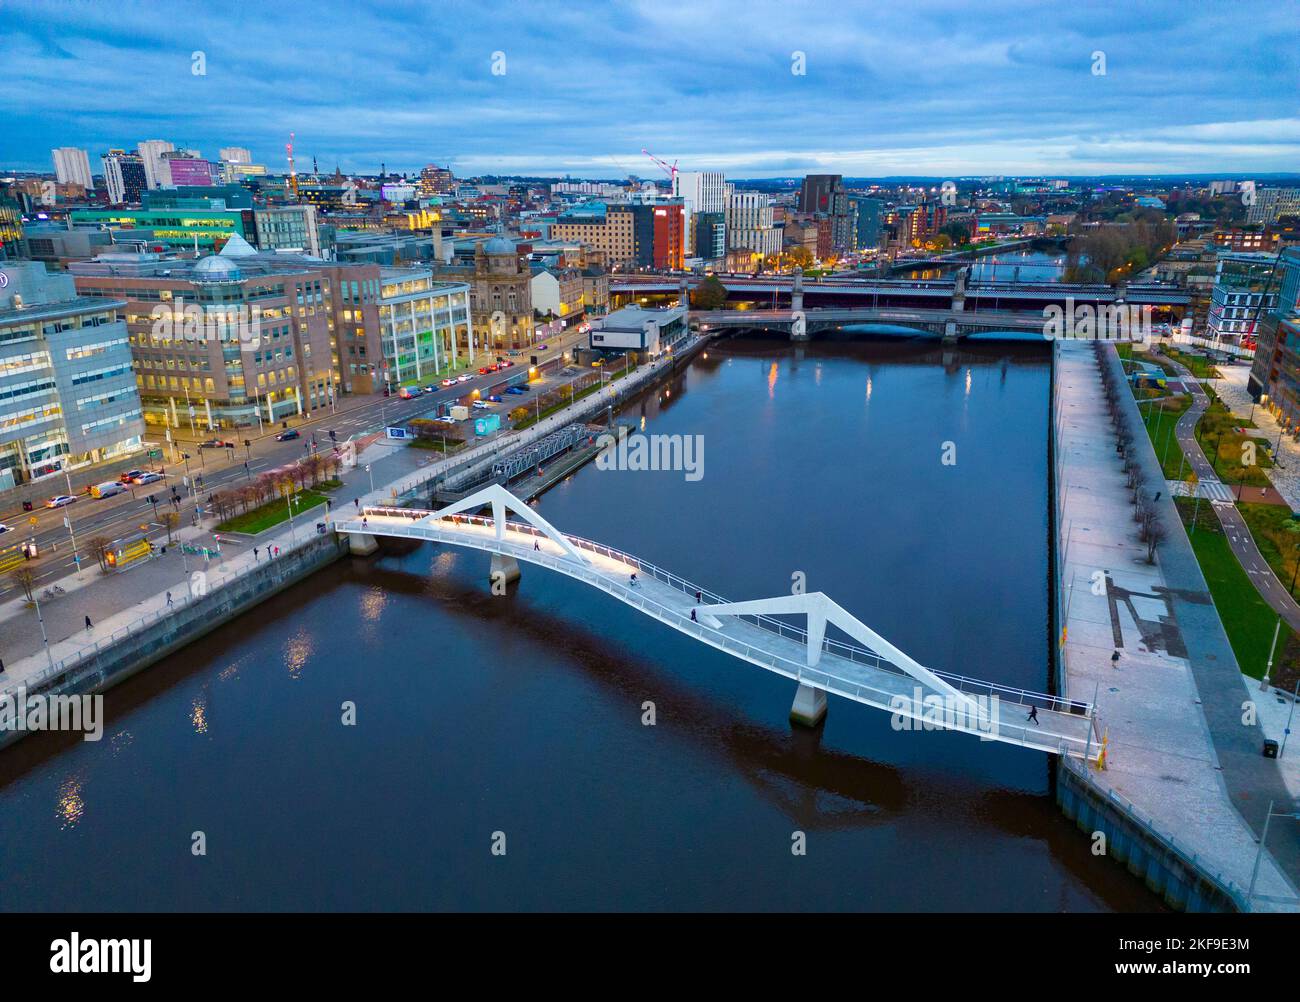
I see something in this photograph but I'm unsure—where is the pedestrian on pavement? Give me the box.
[1111,650,1120,668]
[84,615,93,632]
[630,572,638,587]
[275,546,280,557]
[354,498,360,511]
[690,608,697,622]
[362,517,368,529]
[1027,705,1039,725]
[166,591,173,606]
[534,541,540,551]
[0,658,5,674]
[695,590,702,602]
[254,547,259,561]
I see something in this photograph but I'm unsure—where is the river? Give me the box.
[0,337,1160,911]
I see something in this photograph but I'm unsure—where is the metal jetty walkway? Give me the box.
[336,485,1099,761]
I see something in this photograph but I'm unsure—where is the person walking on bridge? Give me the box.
[1026,705,1039,725]
[84,615,93,632]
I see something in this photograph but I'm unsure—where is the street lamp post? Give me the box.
[32,593,55,672]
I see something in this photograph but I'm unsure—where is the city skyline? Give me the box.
[4,0,1299,178]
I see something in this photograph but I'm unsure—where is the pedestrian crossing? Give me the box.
[1168,478,1235,502]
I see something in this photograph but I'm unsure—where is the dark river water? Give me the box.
[0,338,1160,911]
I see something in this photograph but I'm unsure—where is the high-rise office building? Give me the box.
[0,261,145,489]
[162,152,216,187]
[137,139,175,190]
[51,147,93,189]
[101,151,147,205]
[219,147,252,164]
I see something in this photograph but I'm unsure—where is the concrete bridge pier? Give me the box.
[346,532,379,555]
[490,552,521,586]
[790,681,828,727]
[942,319,959,344]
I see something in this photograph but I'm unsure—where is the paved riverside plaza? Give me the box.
[1055,341,1297,908]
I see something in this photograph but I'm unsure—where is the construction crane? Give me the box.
[641,148,678,188]
[286,132,299,198]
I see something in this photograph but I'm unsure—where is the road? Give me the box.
[0,332,590,594]
[1161,349,1300,635]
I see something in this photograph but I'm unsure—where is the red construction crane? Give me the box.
[641,148,678,185]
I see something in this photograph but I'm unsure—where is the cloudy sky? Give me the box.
[3,0,1298,179]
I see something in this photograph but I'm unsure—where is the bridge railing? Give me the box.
[359,508,1093,720]
[350,512,1096,756]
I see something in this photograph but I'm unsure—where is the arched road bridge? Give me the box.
[336,485,1100,761]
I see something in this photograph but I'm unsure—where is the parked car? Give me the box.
[46,495,78,509]
[120,469,146,483]
[275,429,301,441]
[133,471,165,485]
[505,386,525,395]
[472,400,492,410]
[487,394,503,402]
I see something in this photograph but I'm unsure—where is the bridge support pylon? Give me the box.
[790,682,827,727]
[490,553,521,586]
[346,532,379,555]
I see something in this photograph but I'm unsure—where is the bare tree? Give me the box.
[9,565,35,603]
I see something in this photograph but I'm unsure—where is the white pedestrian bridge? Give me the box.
[335,485,1100,761]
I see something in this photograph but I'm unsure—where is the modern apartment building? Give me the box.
[1247,248,1300,429]
[726,192,781,259]
[0,261,145,490]
[1206,252,1280,349]
[101,151,147,205]
[1247,187,1300,226]
[51,147,93,189]
[253,204,322,257]
[137,140,176,190]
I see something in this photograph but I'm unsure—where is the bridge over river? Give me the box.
[337,484,1100,761]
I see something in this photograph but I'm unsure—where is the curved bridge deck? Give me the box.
[337,495,1099,762]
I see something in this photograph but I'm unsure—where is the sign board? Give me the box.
[385,426,408,440]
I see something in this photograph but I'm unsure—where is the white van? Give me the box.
[91,481,127,499]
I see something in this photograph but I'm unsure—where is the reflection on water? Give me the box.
[0,338,1162,912]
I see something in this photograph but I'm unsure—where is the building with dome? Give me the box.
[69,246,471,428]
[432,235,534,351]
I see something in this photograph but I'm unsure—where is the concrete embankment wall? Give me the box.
[1055,757,1242,912]
[1047,340,1244,913]
[0,535,348,750]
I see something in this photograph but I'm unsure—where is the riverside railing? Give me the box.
[1,523,333,701]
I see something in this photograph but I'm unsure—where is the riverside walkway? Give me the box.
[1056,340,1298,909]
